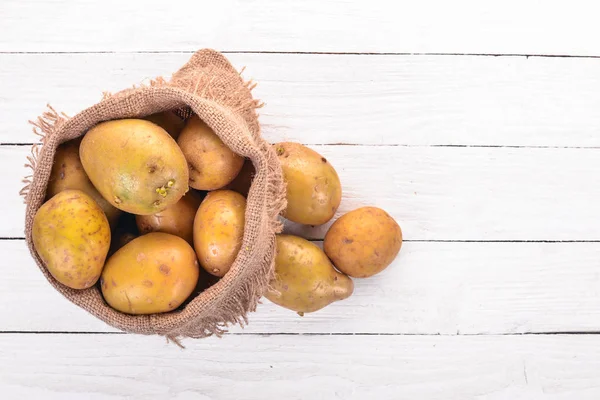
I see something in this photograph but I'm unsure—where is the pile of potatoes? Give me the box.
[32,111,402,317]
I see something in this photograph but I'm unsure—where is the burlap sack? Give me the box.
[20,49,286,340]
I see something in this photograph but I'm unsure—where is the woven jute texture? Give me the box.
[20,49,286,340]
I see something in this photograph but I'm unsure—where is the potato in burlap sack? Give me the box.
[20,49,286,340]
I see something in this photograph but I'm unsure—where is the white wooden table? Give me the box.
[2,1,600,398]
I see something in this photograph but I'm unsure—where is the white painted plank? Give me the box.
[5,145,600,240]
[1,0,599,56]
[6,239,600,334]
[3,53,600,146]
[2,334,600,399]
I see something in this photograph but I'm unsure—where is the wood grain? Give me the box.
[6,239,600,334]
[5,145,600,240]
[3,333,600,399]
[1,0,599,56]
[3,53,600,146]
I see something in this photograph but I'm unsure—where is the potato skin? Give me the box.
[193,190,246,277]
[274,142,342,225]
[47,139,121,229]
[144,111,185,140]
[177,115,244,190]
[101,232,199,315]
[80,119,189,215]
[136,192,202,244]
[266,235,353,314]
[324,207,402,278]
[32,190,111,289]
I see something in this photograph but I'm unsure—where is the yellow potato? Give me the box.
[193,190,246,277]
[324,207,402,278]
[47,139,121,229]
[80,119,189,215]
[136,191,202,244]
[101,232,199,314]
[32,190,111,289]
[274,142,342,225]
[177,115,244,190]
[144,111,185,139]
[266,235,354,315]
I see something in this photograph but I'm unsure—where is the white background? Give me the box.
[2,1,600,398]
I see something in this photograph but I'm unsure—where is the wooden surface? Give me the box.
[2,1,600,399]
[4,334,600,399]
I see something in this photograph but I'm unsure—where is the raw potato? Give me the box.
[266,235,354,315]
[101,232,200,315]
[144,111,185,139]
[136,192,202,244]
[324,207,402,278]
[224,159,255,197]
[32,190,111,289]
[80,119,189,215]
[177,115,244,190]
[47,139,121,228]
[193,190,246,277]
[274,142,342,225]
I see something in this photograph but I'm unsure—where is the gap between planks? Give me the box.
[3,331,600,336]
[4,51,600,59]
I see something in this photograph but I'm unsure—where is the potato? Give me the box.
[193,190,246,277]
[80,119,189,215]
[144,111,185,139]
[136,192,202,244]
[224,159,255,197]
[324,207,402,278]
[100,232,199,314]
[274,142,342,225]
[265,234,354,315]
[47,139,121,229]
[177,115,244,190]
[32,190,111,289]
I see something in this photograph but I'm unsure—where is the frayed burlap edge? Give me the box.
[20,49,286,341]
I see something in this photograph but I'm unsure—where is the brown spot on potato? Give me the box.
[343,237,354,244]
[111,279,117,287]
[142,280,153,287]
[159,264,171,275]
[321,157,327,163]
